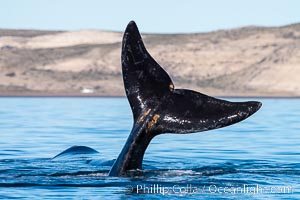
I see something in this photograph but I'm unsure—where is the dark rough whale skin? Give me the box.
[108,21,262,176]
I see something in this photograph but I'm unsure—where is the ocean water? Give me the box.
[0,97,299,199]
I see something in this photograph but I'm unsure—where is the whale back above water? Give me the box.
[52,146,99,159]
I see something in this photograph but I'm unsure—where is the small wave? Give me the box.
[0,157,299,190]
[49,170,109,177]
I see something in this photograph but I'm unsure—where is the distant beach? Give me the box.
[0,23,299,97]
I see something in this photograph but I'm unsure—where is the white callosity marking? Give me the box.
[228,114,238,119]
[137,95,146,109]
[163,115,192,125]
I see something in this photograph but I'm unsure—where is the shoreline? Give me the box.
[1,24,299,99]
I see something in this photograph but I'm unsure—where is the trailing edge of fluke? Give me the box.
[108,21,262,176]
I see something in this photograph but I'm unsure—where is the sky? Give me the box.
[0,0,300,33]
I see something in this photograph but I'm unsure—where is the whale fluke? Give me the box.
[108,21,262,176]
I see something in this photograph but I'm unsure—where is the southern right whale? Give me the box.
[54,21,262,176]
[108,21,262,176]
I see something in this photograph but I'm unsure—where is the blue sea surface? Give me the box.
[0,97,299,199]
